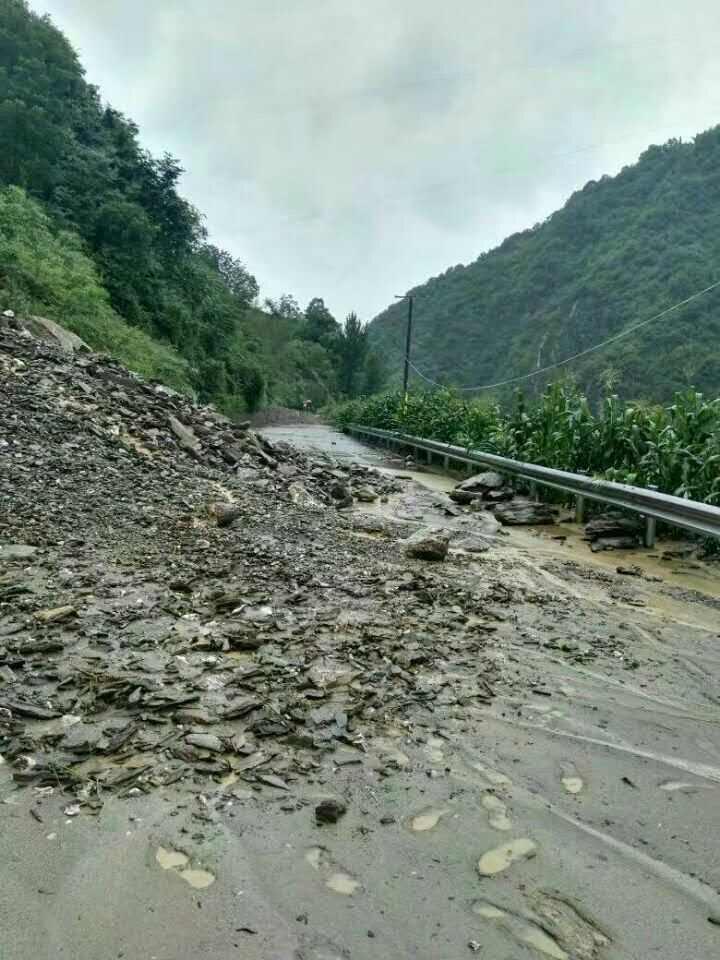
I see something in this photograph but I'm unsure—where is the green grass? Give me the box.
[0,185,193,393]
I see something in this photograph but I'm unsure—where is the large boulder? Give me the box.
[11,315,90,354]
[456,471,505,493]
[168,415,202,456]
[494,499,557,525]
[404,528,450,561]
[353,484,379,503]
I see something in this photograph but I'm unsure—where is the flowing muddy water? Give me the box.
[262,422,720,602]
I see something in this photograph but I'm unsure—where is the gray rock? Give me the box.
[591,536,640,552]
[0,544,38,562]
[494,500,556,525]
[449,489,484,505]
[168,416,202,456]
[353,484,378,502]
[404,528,450,560]
[315,797,347,824]
[457,471,505,492]
[288,482,322,509]
[20,315,89,354]
[235,467,262,482]
[185,733,224,753]
[213,502,242,527]
[330,481,352,500]
[62,723,107,754]
[452,534,493,553]
[585,516,641,540]
[351,513,418,538]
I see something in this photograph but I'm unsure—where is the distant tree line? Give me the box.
[0,0,385,411]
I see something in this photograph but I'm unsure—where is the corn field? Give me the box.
[335,382,720,506]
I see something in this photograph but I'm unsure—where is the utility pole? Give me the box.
[395,293,414,399]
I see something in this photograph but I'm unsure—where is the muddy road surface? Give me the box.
[2,334,720,960]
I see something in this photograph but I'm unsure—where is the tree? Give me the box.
[202,244,258,305]
[301,297,339,347]
[338,311,368,398]
[263,293,303,322]
[363,350,387,395]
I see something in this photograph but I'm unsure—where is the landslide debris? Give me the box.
[0,321,501,813]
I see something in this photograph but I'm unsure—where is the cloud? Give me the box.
[35,0,720,320]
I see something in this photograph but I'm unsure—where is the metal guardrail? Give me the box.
[346,423,720,547]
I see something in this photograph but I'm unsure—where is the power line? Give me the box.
[405,277,720,392]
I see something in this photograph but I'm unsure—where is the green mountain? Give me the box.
[0,0,378,411]
[369,129,720,403]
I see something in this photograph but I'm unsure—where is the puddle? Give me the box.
[180,868,216,889]
[561,776,584,795]
[305,846,360,896]
[326,872,360,896]
[477,838,537,876]
[481,793,512,831]
[156,847,189,871]
[410,808,448,832]
[156,846,216,889]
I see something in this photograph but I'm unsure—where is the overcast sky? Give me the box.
[34,1,720,321]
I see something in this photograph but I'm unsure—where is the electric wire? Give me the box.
[403,277,720,392]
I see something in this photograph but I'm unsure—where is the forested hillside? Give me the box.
[370,130,720,403]
[0,0,380,411]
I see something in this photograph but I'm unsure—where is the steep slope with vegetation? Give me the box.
[0,0,382,411]
[370,130,720,403]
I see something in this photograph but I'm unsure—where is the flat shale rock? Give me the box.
[494,500,557,525]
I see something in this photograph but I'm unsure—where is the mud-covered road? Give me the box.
[2,326,720,960]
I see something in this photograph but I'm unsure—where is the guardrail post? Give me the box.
[529,480,538,500]
[644,516,657,548]
[443,454,450,470]
[575,494,586,524]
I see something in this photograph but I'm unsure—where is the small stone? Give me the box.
[315,797,347,824]
[33,606,77,624]
[213,503,242,528]
[287,482,321,509]
[353,484,378,502]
